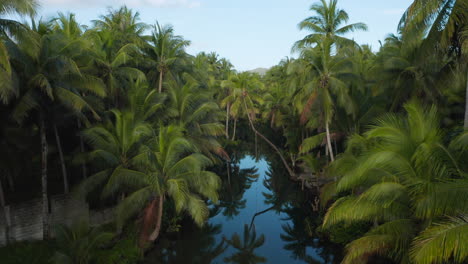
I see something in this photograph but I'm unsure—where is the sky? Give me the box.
[32,0,412,71]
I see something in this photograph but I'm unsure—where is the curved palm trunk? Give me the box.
[40,115,49,239]
[325,122,335,162]
[464,70,468,130]
[149,196,164,241]
[158,71,164,93]
[243,100,295,178]
[231,118,237,141]
[54,125,69,194]
[226,103,230,139]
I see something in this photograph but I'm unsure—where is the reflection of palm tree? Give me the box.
[224,224,267,264]
[216,165,258,219]
[145,223,227,264]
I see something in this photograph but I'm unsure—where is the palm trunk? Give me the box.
[231,118,237,141]
[149,196,164,241]
[40,115,49,239]
[325,122,335,162]
[226,103,230,139]
[158,71,163,93]
[243,100,295,178]
[6,173,14,191]
[464,70,468,130]
[54,125,69,194]
[77,120,87,179]
[270,112,275,128]
[226,162,231,185]
[0,179,10,244]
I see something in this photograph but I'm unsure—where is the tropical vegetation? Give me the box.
[0,0,467,263]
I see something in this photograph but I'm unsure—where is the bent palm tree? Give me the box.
[101,125,221,244]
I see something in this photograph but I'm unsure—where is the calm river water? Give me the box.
[144,154,342,263]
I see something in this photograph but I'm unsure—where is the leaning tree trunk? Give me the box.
[149,196,164,242]
[77,120,87,179]
[464,70,468,130]
[325,122,335,162]
[54,125,69,194]
[231,118,237,141]
[0,178,10,244]
[243,100,295,178]
[226,103,230,139]
[158,70,164,93]
[40,115,50,239]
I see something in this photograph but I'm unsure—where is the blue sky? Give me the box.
[34,0,412,71]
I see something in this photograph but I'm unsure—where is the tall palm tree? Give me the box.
[221,72,263,140]
[7,19,104,237]
[322,101,468,263]
[144,22,190,93]
[293,0,367,51]
[295,39,355,162]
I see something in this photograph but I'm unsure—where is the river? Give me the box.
[144,153,342,263]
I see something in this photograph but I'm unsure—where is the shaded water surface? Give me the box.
[145,154,341,263]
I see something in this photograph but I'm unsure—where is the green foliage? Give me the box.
[0,0,467,263]
[324,220,371,245]
[52,220,114,264]
[96,226,143,264]
[0,241,54,264]
[324,102,468,262]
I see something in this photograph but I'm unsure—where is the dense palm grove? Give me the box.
[1,0,467,263]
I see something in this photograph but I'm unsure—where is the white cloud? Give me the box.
[40,0,201,8]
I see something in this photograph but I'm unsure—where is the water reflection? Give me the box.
[215,165,258,220]
[144,222,226,264]
[145,148,342,263]
[223,224,266,264]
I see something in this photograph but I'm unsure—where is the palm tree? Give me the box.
[78,109,152,203]
[166,78,228,161]
[322,101,468,263]
[398,0,468,128]
[293,0,367,51]
[224,224,267,264]
[52,220,114,264]
[0,0,37,103]
[111,125,221,244]
[85,29,145,108]
[221,72,263,140]
[295,38,355,162]
[373,34,444,109]
[144,22,190,93]
[92,6,147,53]
[7,19,104,237]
